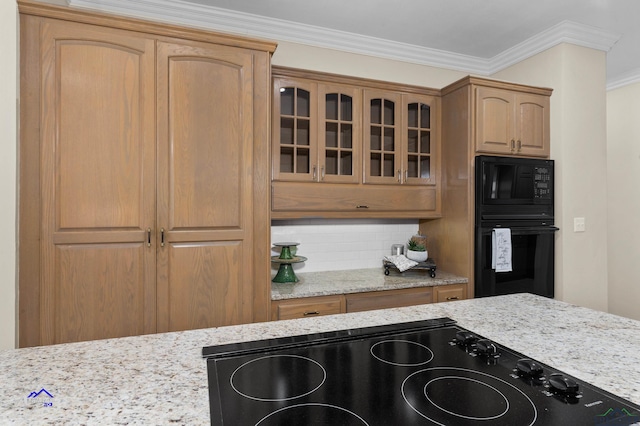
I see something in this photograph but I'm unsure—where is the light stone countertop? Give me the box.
[1,293,639,425]
[271,267,468,300]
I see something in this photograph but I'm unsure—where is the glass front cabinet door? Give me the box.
[403,94,437,185]
[317,84,361,183]
[272,78,317,182]
[364,91,436,185]
[273,78,361,183]
[363,90,402,184]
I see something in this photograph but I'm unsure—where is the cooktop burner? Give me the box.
[203,318,640,425]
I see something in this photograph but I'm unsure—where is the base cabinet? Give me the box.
[346,287,433,313]
[433,284,467,303]
[271,295,345,321]
[270,283,467,320]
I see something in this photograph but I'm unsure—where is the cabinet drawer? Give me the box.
[272,295,345,320]
[272,182,437,213]
[346,288,432,313]
[433,284,467,303]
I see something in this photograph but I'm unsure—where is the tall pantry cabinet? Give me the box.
[18,1,276,346]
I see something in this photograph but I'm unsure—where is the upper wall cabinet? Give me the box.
[364,91,437,185]
[476,86,550,157]
[438,76,552,159]
[273,78,361,183]
[271,67,441,219]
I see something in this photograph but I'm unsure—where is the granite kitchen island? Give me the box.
[1,293,639,425]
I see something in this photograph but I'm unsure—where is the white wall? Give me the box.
[272,41,467,88]
[492,44,609,312]
[1,1,18,350]
[606,82,640,320]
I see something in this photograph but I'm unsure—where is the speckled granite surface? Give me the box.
[1,293,639,425]
[271,267,468,300]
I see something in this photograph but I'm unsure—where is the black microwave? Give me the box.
[475,155,554,206]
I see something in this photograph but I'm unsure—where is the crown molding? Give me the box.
[607,68,640,91]
[68,0,622,83]
[489,20,620,74]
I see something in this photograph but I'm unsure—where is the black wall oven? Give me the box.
[475,155,558,298]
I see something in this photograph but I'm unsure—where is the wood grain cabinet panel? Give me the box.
[346,287,433,313]
[433,284,467,303]
[19,2,274,346]
[476,86,550,157]
[156,40,259,333]
[158,242,244,332]
[271,295,345,320]
[37,19,157,345]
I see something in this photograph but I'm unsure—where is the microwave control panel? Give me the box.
[534,166,552,199]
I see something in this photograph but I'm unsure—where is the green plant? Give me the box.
[407,238,426,252]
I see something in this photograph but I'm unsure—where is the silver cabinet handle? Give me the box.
[160,228,165,247]
[517,139,522,152]
[303,311,320,316]
[146,227,151,247]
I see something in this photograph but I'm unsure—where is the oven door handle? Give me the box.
[479,226,559,236]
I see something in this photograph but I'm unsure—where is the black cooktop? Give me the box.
[203,318,640,425]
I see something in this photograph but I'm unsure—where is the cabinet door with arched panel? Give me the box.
[272,78,318,182]
[318,83,362,183]
[363,89,402,184]
[403,94,438,185]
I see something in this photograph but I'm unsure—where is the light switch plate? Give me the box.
[573,217,586,232]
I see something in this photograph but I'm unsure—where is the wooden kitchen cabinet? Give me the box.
[364,91,437,185]
[271,67,441,219]
[18,1,275,346]
[271,283,467,320]
[271,295,345,320]
[433,284,467,303]
[419,76,552,299]
[345,287,433,313]
[272,77,361,184]
[476,86,550,157]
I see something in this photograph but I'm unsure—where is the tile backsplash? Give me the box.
[271,219,421,273]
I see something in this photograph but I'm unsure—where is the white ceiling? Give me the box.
[69,0,640,89]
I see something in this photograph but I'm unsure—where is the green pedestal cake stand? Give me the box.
[271,242,307,283]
